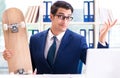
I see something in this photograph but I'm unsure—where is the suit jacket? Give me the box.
[29,29,108,74]
[30,29,88,74]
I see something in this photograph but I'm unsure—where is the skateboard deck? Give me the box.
[2,7,33,74]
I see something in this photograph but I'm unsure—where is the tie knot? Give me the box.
[53,36,56,41]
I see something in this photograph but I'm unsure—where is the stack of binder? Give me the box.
[43,1,52,22]
[25,6,40,37]
[83,1,94,22]
[25,6,40,23]
[80,29,94,48]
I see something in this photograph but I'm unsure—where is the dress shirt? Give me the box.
[44,29,65,59]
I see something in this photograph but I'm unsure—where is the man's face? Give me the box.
[50,8,72,34]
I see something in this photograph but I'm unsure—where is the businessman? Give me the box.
[3,1,115,74]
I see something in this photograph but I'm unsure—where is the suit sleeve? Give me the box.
[97,42,109,48]
[79,36,88,64]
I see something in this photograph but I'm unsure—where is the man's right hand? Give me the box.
[3,49,14,61]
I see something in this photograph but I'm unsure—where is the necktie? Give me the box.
[47,36,56,66]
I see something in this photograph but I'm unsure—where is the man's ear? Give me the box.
[50,13,53,20]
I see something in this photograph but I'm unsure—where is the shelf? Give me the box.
[43,22,96,25]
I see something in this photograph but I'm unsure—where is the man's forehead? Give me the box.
[56,8,72,15]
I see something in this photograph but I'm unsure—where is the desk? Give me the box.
[42,74,85,78]
[0,74,85,78]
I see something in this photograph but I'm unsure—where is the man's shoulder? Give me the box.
[67,29,84,38]
[31,29,48,38]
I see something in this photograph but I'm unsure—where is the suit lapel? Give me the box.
[40,31,48,56]
[40,29,54,70]
[59,29,72,51]
[54,29,72,64]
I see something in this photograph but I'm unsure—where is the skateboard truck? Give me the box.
[11,23,18,33]
[3,21,25,33]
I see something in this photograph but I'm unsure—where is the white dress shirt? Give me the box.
[44,29,65,59]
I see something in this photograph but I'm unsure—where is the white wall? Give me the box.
[5,0,41,15]
[5,0,85,14]
[98,0,120,22]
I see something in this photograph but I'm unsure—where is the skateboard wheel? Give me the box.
[16,68,25,74]
[20,21,25,28]
[3,24,8,30]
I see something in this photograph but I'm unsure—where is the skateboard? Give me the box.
[2,7,33,74]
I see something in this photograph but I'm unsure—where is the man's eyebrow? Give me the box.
[57,12,64,15]
[57,13,72,16]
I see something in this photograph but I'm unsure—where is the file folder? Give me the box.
[32,30,39,35]
[83,1,94,22]
[83,1,89,22]
[89,1,94,22]
[80,29,86,37]
[28,29,39,36]
[43,1,52,22]
[88,29,94,48]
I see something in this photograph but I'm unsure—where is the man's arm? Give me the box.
[98,19,117,48]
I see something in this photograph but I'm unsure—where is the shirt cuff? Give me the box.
[99,41,106,46]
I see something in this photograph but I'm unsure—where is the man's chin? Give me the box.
[61,28,67,32]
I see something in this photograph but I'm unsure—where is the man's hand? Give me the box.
[99,19,117,43]
[3,49,14,61]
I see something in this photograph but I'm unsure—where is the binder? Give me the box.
[43,1,52,22]
[88,29,94,48]
[28,29,39,37]
[83,1,89,22]
[32,6,39,23]
[32,30,39,35]
[80,29,86,37]
[28,6,36,23]
[89,1,94,22]
[83,1,94,22]
[25,6,33,23]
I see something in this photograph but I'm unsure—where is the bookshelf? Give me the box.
[2,0,120,51]
[18,0,96,48]
[0,0,97,51]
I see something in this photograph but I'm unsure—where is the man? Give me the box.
[3,1,115,74]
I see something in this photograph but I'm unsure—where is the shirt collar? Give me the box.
[48,29,65,41]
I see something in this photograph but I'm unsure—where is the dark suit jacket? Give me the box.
[29,29,108,74]
[30,30,88,74]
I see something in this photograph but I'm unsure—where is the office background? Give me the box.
[0,0,120,74]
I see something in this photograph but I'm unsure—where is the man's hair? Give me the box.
[50,1,74,15]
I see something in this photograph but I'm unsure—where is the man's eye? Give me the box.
[58,15,63,18]
[66,17,70,19]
